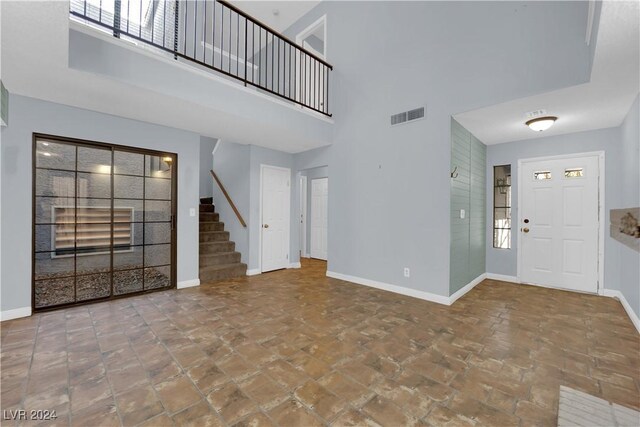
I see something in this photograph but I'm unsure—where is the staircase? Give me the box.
[199,200,247,283]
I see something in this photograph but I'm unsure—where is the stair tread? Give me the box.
[200,251,240,257]
[200,240,233,246]
[199,262,247,272]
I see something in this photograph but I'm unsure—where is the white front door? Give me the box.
[519,154,600,293]
[310,177,328,260]
[261,165,291,272]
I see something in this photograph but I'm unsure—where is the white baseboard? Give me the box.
[449,273,487,304]
[326,271,451,305]
[304,253,310,258]
[246,269,261,276]
[289,262,301,269]
[486,273,519,283]
[177,279,200,289]
[602,289,640,333]
[0,306,32,321]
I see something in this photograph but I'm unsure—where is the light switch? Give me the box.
[189,208,196,217]
[460,209,466,219]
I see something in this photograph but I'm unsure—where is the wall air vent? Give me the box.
[391,112,408,126]
[391,107,425,126]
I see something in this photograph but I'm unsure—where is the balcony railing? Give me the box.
[70,0,333,116]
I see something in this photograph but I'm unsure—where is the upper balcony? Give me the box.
[69,0,332,116]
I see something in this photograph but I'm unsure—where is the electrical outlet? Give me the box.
[189,208,196,217]
[460,209,466,219]
[403,268,410,278]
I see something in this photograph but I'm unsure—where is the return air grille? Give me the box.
[391,107,425,126]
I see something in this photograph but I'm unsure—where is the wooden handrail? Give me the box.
[210,170,247,228]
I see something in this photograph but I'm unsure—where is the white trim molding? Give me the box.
[178,279,200,289]
[289,262,302,269]
[602,289,640,333]
[1,307,32,321]
[449,273,487,304]
[326,271,451,305]
[486,273,519,283]
[246,269,261,276]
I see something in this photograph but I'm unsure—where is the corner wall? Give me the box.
[450,119,486,294]
[0,95,201,314]
[617,94,639,319]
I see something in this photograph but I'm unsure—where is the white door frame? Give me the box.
[516,151,605,293]
[310,177,328,260]
[300,175,308,258]
[295,15,327,60]
[259,164,291,273]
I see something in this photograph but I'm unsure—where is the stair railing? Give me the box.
[69,0,333,116]
[210,170,246,227]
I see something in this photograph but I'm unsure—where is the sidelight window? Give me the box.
[493,165,511,249]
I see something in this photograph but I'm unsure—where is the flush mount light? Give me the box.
[526,116,557,132]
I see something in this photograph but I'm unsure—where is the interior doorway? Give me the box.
[310,177,328,260]
[32,134,177,311]
[518,152,603,293]
[260,164,291,273]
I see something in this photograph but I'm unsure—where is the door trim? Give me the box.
[259,164,291,273]
[300,175,308,258]
[310,177,328,260]
[31,133,178,312]
[516,151,605,293]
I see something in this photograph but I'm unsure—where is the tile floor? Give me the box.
[1,259,638,426]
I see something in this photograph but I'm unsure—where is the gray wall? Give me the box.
[285,1,591,297]
[617,95,639,318]
[199,136,217,198]
[0,95,201,312]
[212,141,251,265]
[485,126,622,292]
[248,145,295,270]
[450,119,486,294]
[301,166,329,256]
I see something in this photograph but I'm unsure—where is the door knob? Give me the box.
[263,224,269,228]
[522,227,530,233]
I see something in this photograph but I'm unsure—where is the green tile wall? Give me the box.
[450,119,486,294]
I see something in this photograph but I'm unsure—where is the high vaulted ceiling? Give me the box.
[230,0,320,33]
[454,0,640,145]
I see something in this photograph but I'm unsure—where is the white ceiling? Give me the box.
[230,1,320,33]
[454,0,640,145]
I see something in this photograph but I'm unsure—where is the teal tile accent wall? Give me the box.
[450,119,486,294]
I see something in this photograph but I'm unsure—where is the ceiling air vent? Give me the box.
[391,107,425,126]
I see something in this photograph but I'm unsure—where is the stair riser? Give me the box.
[200,265,247,282]
[200,242,235,254]
[199,205,215,213]
[199,232,230,243]
[199,213,220,222]
[199,222,225,232]
[200,252,241,266]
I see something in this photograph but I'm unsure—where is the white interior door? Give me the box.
[299,175,307,258]
[519,154,600,293]
[261,166,291,272]
[310,178,328,260]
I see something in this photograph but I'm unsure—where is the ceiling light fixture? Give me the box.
[42,152,52,157]
[525,116,557,132]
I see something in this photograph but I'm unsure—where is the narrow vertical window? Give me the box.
[493,165,511,249]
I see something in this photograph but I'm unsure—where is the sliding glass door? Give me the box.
[32,134,177,310]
